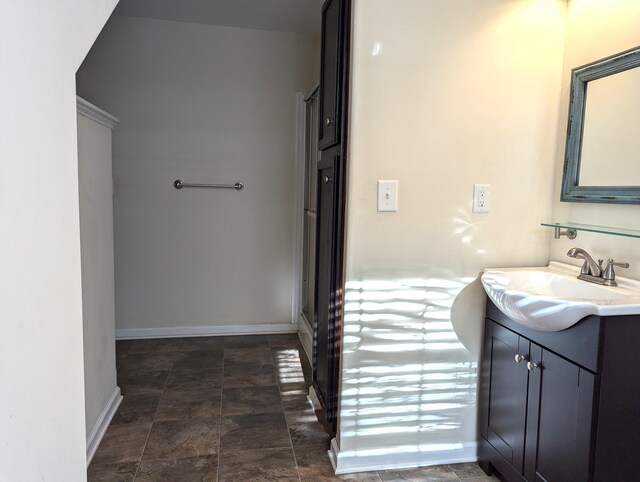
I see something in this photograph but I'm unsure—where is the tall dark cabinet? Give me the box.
[313,0,350,431]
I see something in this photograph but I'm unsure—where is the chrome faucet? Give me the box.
[567,247,602,277]
[567,248,629,286]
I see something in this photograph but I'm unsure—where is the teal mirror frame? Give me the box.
[561,46,640,205]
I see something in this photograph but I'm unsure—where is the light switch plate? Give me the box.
[378,180,398,212]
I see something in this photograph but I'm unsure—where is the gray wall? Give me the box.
[77,16,319,336]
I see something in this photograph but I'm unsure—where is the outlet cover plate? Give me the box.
[473,184,490,213]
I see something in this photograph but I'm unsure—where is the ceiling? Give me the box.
[113,0,324,35]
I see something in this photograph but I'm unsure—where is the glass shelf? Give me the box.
[542,222,640,239]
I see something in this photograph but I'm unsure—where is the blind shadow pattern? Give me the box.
[338,276,478,460]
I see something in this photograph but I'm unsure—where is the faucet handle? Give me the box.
[603,258,630,283]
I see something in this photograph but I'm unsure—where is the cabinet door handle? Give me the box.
[324,175,333,184]
[514,354,527,363]
[325,117,333,126]
[527,361,540,371]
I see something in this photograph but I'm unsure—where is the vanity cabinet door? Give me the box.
[524,346,595,482]
[483,321,530,475]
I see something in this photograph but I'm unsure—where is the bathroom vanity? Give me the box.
[475,36,640,482]
[479,299,640,482]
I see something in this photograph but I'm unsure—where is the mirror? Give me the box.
[561,46,640,204]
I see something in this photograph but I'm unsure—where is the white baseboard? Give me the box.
[86,386,123,466]
[297,313,313,361]
[328,438,478,474]
[116,323,298,340]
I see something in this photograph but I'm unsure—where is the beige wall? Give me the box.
[549,0,640,280]
[77,16,319,336]
[335,0,567,472]
[0,1,117,480]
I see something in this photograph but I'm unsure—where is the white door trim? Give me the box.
[292,92,307,326]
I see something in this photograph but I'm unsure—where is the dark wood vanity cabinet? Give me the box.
[480,299,640,482]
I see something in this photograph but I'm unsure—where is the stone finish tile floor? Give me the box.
[89,334,498,481]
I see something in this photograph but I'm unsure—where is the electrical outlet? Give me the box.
[473,184,490,213]
[377,180,398,212]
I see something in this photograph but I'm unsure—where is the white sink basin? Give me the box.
[481,262,640,332]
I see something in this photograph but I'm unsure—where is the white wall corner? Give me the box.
[329,437,479,475]
[86,386,123,466]
[1,1,117,477]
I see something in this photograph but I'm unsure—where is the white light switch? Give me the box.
[377,180,398,212]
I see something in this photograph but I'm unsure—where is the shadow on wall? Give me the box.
[339,274,485,460]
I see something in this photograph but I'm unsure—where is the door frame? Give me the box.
[294,88,322,360]
[292,92,307,330]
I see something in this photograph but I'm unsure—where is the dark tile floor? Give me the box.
[89,334,498,481]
